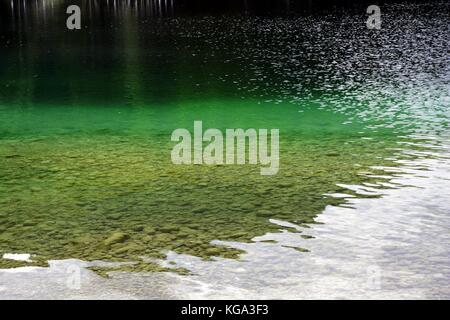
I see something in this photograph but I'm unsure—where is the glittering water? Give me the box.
[0,1,449,298]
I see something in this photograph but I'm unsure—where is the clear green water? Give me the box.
[0,2,448,274]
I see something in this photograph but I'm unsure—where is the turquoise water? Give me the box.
[0,1,449,278]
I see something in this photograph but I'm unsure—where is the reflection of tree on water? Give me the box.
[3,0,339,21]
[4,0,176,20]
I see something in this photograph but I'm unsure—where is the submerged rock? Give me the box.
[256,210,272,217]
[192,207,207,214]
[103,232,129,246]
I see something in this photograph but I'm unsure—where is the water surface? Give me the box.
[0,0,449,295]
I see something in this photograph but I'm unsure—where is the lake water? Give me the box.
[0,0,449,299]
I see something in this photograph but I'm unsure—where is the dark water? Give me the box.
[0,0,449,282]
